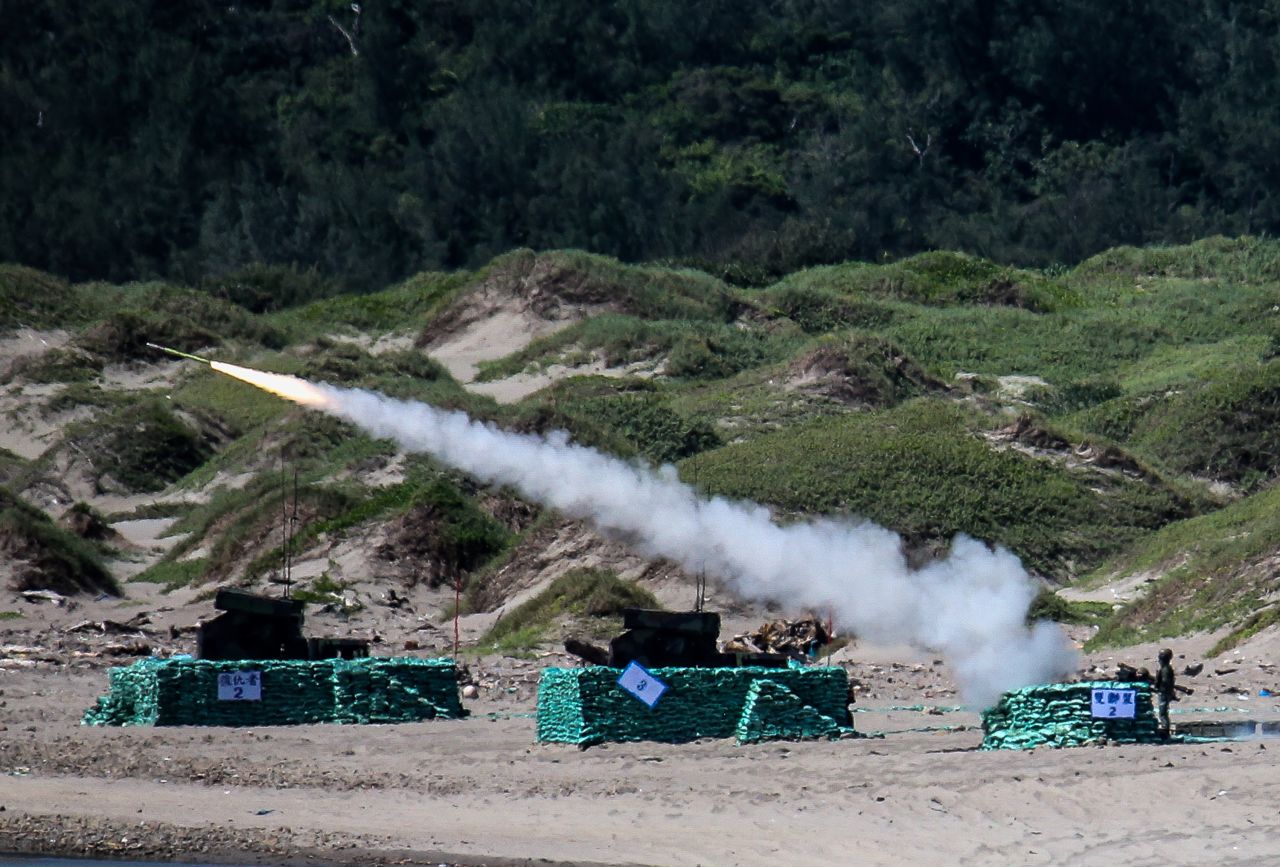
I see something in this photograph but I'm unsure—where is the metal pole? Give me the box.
[453,576,461,657]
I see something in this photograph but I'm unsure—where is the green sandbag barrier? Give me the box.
[536,665,852,746]
[735,679,842,744]
[981,680,1162,750]
[82,657,465,727]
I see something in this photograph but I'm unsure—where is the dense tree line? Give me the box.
[4,0,1280,291]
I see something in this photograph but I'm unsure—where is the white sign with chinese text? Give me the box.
[1090,688,1136,718]
[617,660,667,709]
[217,670,262,701]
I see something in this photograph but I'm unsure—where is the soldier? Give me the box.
[1154,647,1176,736]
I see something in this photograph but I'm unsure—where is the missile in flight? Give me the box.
[145,342,213,365]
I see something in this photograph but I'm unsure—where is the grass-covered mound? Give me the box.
[373,478,514,587]
[1066,235,1280,286]
[773,250,1081,313]
[759,283,905,334]
[4,347,102,384]
[508,378,721,464]
[480,568,660,654]
[475,313,804,382]
[45,396,214,494]
[0,486,116,595]
[0,265,92,329]
[683,401,1192,580]
[73,285,284,362]
[783,334,945,408]
[1086,483,1280,652]
[146,461,512,591]
[467,249,741,323]
[1068,360,1280,490]
[271,268,472,338]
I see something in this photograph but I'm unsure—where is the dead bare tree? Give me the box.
[328,3,362,56]
[906,129,932,168]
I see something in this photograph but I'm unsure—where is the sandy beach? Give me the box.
[4,624,1280,867]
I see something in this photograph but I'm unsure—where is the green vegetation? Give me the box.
[785,334,943,408]
[476,313,801,382]
[761,284,905,335]
[158,459,512,588]
[9,228,1280,650]
[0,448,29,489]
[683,400,1191,580]
[73,285,284,362]
[773,253,1081,313]
[510,379,721,464]
[304,475,513,587]
[291,573,356,606]
[0,611,22,620]
[1069,361,1280,490]
[44,382,131,413]
[130,558,208,591]
[670,366,850,443]
[102,502,193,522]
[1027,589,1114,627]
[56,397,213,493]
[0,266,102,329]
[473,250,741,323]
[1086,484,1280,650]
[0,486,117,595]
[480,568,660,655]
[5,348,101,384]
[1209,607,1280,657]
[272,269,472,338]
[14,3,1280,287]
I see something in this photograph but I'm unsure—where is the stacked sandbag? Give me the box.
[981,680,1161,750]
[82,657,166,725]
[332,658,465,723]
[537,665,851,746]
[82,657,465,727]
[735,679,842,744]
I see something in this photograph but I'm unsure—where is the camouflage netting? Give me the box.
[981,680,1162,750]
[82,657,465,726]
[536,665,852,746]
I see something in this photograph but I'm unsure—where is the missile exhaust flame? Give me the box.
[209,361,334,410]
[145,343,334,410]
[181,351,1076,706]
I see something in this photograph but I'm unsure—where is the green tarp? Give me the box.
[82,657,465,726]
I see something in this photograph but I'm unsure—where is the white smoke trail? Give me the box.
[219,366,1076,707]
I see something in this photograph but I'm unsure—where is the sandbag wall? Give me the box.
[83,657,465,726]
[981,680,1161,750]
[536,665,852,746]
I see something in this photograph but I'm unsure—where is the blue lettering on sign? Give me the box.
[617,661,667,709]
[1091,688,1137,719]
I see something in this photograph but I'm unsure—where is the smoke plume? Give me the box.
[213,364,1077,707]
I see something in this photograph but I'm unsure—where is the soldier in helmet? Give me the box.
[1154,647,1176,737]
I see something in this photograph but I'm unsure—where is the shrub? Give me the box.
[481,568,660,650]
[0,486,116,595]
